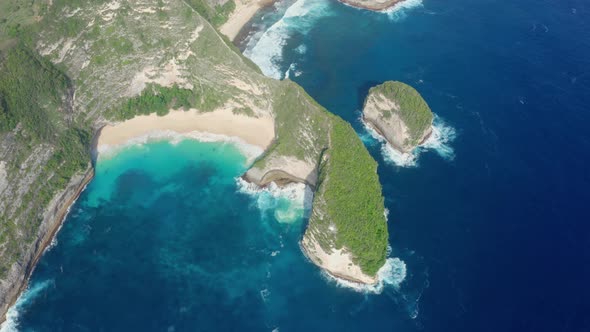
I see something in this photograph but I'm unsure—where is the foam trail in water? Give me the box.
[244,0,333,79]
[236,178,313,223]
[363,114,456,167]
[0,279,54,332]
[420,115,457,160]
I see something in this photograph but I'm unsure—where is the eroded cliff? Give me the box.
[362,81,433,153]
[0,0,388,320]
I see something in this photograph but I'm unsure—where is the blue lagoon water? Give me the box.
[5,0,590,330]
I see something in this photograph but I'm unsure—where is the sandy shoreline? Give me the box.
[219,0,275,41]
[97,108,275,158]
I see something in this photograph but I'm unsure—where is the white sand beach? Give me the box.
[219,0,274,41]
[96,108,275,159]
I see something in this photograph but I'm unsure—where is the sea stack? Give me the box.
[339,0,405,11]
[362,81,434,153]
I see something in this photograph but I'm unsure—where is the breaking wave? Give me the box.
[0,279,54,332]
[363,114,456,167]
[244,0,333,79]
[236,178,313,223]
[324,257,407,294]
[243,0,423,80]
[382,0,424,20]
[97,130,264,165]
[284,62,302,79]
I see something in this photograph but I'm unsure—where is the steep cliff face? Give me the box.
[0,168,93,319]
[0,0,388,320]
[362,81,434,153]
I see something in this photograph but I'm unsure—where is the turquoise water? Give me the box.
[243,0,590,330]
[3,139,409,331]
[5,0,590,330]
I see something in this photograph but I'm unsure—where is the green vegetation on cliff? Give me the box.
[0,45,91,277]
[312,117,387,276]
[0,45,68,137]
[0,0,389,292]
[185,0,235,27]
[267,82,329,161]
[106,83,227,120]
[368,81,433,146]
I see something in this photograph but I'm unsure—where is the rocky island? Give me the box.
[339,0,406,11]
[0,0,387,321]
[362,81,434,153]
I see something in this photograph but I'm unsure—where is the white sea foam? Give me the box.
[295,44,307,54]
[236,178,313,223]
[363,114,456,167]
[382,0,423,20]
[97,130,264,165]
[244,0,333,79]
[260,288,271,302]
[324,257,407,294]
[337,0,422,20]
[420,115,457,160]
[284,63,302,79]
[0,279,54,332]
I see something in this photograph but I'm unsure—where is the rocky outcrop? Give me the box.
[244,155,318,188]
[339,0,405,11]
[301,233,377,284]
[362,81,433,153]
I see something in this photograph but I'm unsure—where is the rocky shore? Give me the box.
[362,81,434,154]
[0,167,94,324]
[339,0,406,11]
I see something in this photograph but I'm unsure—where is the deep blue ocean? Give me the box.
[3,0,590,331]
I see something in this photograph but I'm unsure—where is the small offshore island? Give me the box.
[363,81,434,154]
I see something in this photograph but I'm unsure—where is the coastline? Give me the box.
[219,0,277,41]
[362,115,433,153]
[338,0,406,11]
[0,168,95,325]
[1,108,275,325]
[300,234,378,285]
[96,108,275,160]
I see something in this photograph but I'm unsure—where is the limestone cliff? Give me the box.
[0,0,388,320]
[362,81,434,153]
